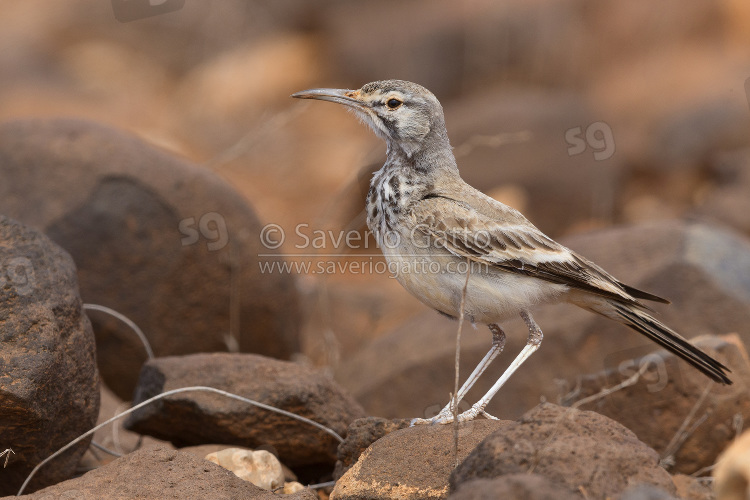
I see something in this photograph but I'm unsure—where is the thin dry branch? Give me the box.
[83,304,154,360]
[452,257,471,465]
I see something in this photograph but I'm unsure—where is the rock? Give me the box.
[447,474,580,500]
[124,353,365,470]
[79,383,175,471]
[283,482,307,494]
[450,403,676,499]
[565,334,750,475]
[332,419,509,500]
[647,99,749,174]
[618,484,680,500]
[671,474,715,500]
[337,221,750,421]
[550,221,750,351]
[182,444,298,483]
[333,417,412,480]
[695,149,750,236]
[0,216,100,495]
[12,447,317,500]
[0,118,301,400]
[445,87,624,237]
[205,448,285,491]
[714,428,750,500]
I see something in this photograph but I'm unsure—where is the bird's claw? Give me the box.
[410,405,496,426]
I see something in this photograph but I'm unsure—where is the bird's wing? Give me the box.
[410,194,655,306]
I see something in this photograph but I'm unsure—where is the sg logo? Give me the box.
[565,122,616,161]
[0,257,36,296]
[179,212,229,251]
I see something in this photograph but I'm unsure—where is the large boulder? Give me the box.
[450,403,676,498]
[124,353,365,471]
[332,419,508,500]
[0,118,301,399]
[567,334,750,475]
[0,216,100,495]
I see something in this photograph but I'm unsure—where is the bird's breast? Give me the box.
[366,169,420,244]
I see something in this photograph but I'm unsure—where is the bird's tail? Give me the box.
[587,300,732,385]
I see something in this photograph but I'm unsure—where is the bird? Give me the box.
[291,80,732,424]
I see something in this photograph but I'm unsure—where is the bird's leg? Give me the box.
[454,311,543,423]
[411,324,506,425]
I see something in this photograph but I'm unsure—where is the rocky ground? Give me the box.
[1,1,750,499]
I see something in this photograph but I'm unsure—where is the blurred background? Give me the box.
[2,0,750,422]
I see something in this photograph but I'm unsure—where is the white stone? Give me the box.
[205,448,285,491]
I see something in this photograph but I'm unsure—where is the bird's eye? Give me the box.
[386,98,402,109]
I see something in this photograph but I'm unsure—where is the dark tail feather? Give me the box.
[619,283,671,304]
[607,302,732,385]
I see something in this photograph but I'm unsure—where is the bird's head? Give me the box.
[292,80,449,159]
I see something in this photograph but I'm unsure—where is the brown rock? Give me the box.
[566,334,750,475]
[332,419,509,500]
[337,221,750,422]
[0,216,100,495]
[671,474,715,500]
[450,403,676,499]
[11,447,317,500]
[124,353,365,469]
[448,474,580,500]
[0,118,301,399]
[333,417,411,480]
[79,383,175,471]
[645,97,750,174]
[445,87,624,237]
[695,149,750,236]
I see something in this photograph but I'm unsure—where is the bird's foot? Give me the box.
[410,405,498,426]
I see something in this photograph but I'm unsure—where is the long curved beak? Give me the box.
[291,88,367,109]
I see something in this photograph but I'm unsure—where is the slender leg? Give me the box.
[411,324,506,425]
[454,311,543,423]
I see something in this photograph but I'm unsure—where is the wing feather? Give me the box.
[411,196,646,306]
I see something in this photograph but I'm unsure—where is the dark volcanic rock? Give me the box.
[0,216,100,495]
[448,474,580,500]
[332,419,509,500]
[0,118,301,399]
[124,353,365,469]
[450,403,676,499]
[333,416,411,480]
[566,334,750,475]
[670,474,715,500]
[12,447,317,500]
